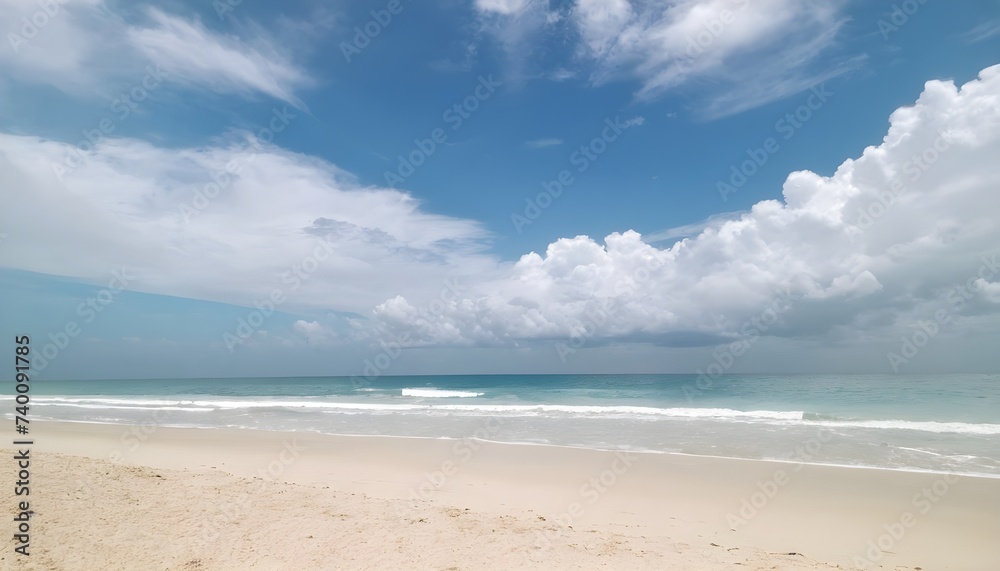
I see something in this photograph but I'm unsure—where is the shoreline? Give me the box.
[2,421,999,569]
[16,416,1000,480]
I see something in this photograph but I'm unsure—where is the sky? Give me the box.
[2,0,1000,380]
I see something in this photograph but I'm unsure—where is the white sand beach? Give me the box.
[1,422,997,569]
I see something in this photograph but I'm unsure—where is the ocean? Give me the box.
[10,374,1000,477]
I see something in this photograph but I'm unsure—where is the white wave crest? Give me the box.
[401,388,484,398]
[17,396,1000,435]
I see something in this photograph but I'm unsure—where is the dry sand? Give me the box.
[1,421,998,570]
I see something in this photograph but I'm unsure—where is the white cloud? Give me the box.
[472,0,558,80]
[645,212,743,243]
[572,0,634,59]
[469,0,856,116]
[964,18,1000,43]
[292,320,335,344]
[5,60,1000,357]
[0,0,113,92]
[573,0,854,115]
[372,65,1000,347]
[0,1,310,106]
[975,280,1000,304]
[550,68,577,81]
[127,9,311,108]
[623,115,645,127]
[475,0,532,16]
[0,131,495,314]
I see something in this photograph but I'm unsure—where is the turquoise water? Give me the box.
[10,374,1000,476]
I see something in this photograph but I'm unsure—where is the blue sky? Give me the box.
[2,0,1000,379]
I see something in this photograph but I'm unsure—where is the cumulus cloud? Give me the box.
[293,320,335,344]
[975,280,1000,304]
[372,65,1000,347]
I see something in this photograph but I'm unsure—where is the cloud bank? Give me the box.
[373,65,1000,347]
[0,130,494,313]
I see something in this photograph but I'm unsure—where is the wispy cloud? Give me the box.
[473,0,560,82]
[0,1,312,108]
[524,138,563,149]
[471,0,858,118]
[466,0,852,119]
[128,9,312,109]
[964,18,1000,43]
[475,0,533,16]
[550,68,577,81]
[572,0,857,118]
[429,42,478,73]
[623,116,645,127]
[645,212,744,243]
